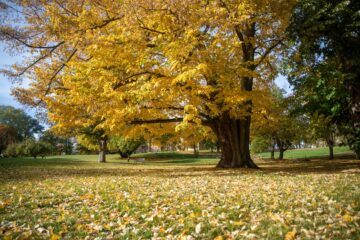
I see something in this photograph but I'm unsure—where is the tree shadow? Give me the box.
[0,156,359,182]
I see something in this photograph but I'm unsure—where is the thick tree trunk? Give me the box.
[211,115,258,168]
[98,138,107,163]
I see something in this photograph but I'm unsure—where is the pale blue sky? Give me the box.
[0,42,23,108]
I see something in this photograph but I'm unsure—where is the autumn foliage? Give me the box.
[0,0,296,167]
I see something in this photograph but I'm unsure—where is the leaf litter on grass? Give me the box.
[0,159,359,239]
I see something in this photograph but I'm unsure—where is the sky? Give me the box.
[0,42,24,108]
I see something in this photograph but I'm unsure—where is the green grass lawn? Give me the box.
[0,153,359,239]
[256,146,352,160]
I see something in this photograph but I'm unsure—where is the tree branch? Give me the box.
[131,118,183,124]
[255,38,284,67]
[0,29,65,49]
[8,41,65,77]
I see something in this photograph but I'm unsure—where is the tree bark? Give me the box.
[148,138,152,152]
[355,150,360,160]
[326,131,335,160]
[328,144,334,160]
[270,141,275,160]
[211,114,258,168]
[326,140,334,160]
[193,142,198,156]
[279,148,284,160]
[98,138,107,163]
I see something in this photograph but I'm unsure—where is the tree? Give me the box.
[22,139,54,158]
[286,0,360,158]
[109,136,145,160]
[75,128,108,163]
[0,106,43,141]
[40,130,73,155]
[250,136,271,155]
[4,143,18,157]
[1,0,296,168]
[252,86,308,160]
[309,113,337,160]
[0,124,17,154]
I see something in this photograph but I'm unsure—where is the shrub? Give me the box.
[16,142,27,156]
[23,139,53,158]
[37,141,54,158]
[251,137,271,154]
[4,143,18,157]
[4,139,55,158]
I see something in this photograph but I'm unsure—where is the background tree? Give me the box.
[252,86,307,160]
[0,124,17,155]
[309,113,337,159]
[40,130,73,155]
[0,105,43,141]
[4,139,53,158]
[109,136,145,160]
[286,0,360,158]
[250,136,271,155]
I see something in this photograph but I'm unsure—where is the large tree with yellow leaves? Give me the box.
[0,0,295,168]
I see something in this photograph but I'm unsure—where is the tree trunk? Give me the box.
[328,144,334,160]
[355,150,360,160]
[98,138,107,163]
[119,151,129,159]
[211,114,258,168]
[148,139,152,152]
[326,139,334,160]
[326,131,335,160]
[279,148,284,160]
[270,142,275,160]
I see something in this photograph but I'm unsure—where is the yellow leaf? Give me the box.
[51,234,61,240]
[284,230,296,240]
[342,214,353,223]
[233,221,245,226]
[214,236,223,240]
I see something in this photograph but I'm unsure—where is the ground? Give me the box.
[0,150,359,239]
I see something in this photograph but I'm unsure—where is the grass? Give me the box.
[0,151,359,239]
[256,146,352,160]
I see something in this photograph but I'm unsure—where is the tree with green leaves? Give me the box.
[309,113,337,159]
[109,136,145,160]
[0,124,17,155]
[252,86,308,160]
[0,105,43,141]
[286,0,360,159]
[40,130,73,155]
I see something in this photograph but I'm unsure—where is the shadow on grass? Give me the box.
[0,155,359,182]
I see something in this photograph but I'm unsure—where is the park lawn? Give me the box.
[0,155,359,239]
[256,146,352,160]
